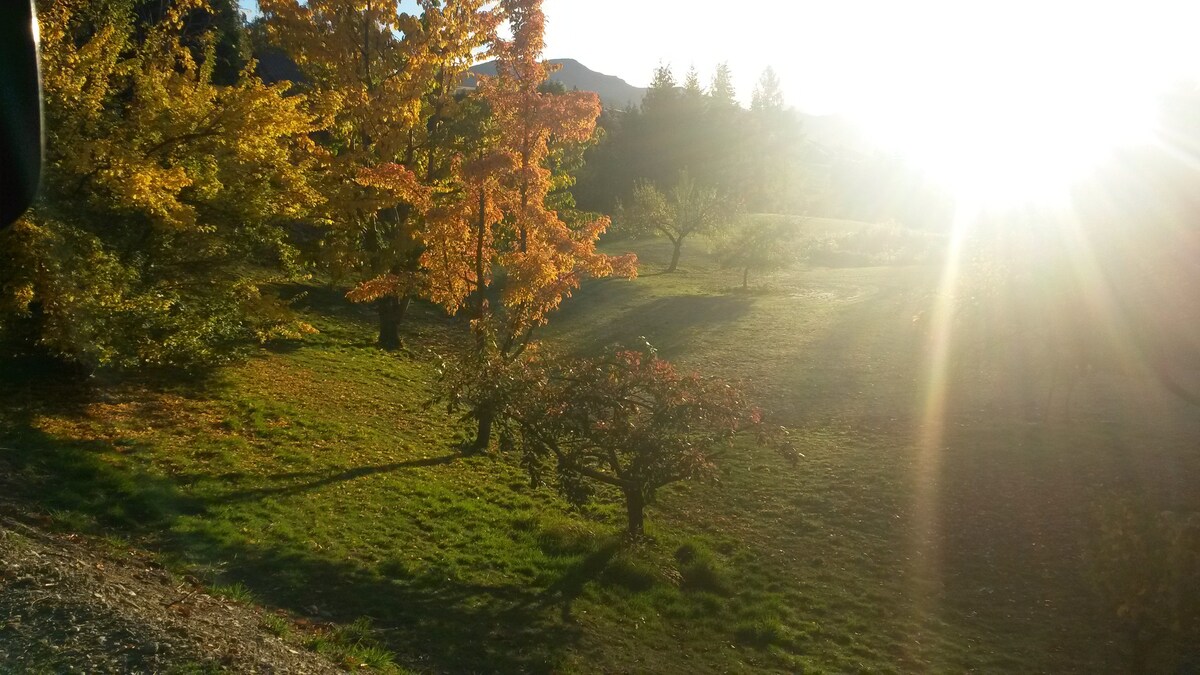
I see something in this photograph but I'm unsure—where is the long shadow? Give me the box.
[213,454,462,503]
[0,409,207,534]
[560,293,756,359]
[536,542,621,621]
[0,386,584,672]
[196,537,581,673]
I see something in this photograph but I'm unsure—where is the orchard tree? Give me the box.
[499,345,793,536]
[618,170,738,272]
[717,216,801,289]
[0,0,326,370]
[423,0,636,450]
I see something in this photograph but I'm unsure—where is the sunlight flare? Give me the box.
[909,200,975,629]
[848,0,1191,206]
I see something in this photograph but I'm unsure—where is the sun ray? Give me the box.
[907,198,975,641]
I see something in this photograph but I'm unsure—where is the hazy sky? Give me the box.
[242,1,1200,117]
[539,0,1200,114]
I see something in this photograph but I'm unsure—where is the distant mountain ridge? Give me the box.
[466,58,861,151]
[467,58,646,110]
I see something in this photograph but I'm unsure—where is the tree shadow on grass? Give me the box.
[568,293,756,359]
[0,401,587,672]
[0,368,612,672]
[0,416,206,534]
[268,283,462,355]
[537,542,621,621]
[199,538,582,673]
[211,453,462,503]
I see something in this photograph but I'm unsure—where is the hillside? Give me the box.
[4,232,1197,672]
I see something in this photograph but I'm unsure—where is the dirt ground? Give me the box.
[0,513,341,674]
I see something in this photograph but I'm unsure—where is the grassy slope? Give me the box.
[2,237,1198,672]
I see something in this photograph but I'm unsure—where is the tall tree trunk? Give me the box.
[666,240,683,273]
[377,295,409,350]
[624,488,646,537]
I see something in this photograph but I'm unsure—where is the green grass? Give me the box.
[2,238,1198,672]
[210,581,256,604]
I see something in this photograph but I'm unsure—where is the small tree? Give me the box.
[716,216,802,289]
[618,171,738,273]
[500,344,793,536]
[1,0,326,371]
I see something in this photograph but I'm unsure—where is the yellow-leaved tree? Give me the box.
[0,0,327,370]
[259,0,499,349]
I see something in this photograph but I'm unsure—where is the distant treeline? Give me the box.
[572,63,956,230]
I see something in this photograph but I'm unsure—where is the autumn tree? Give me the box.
[259,0,498,349]
[498,344,790,536]
[0,0,326,370]
[617,170,738,272]
[424,0,635,450]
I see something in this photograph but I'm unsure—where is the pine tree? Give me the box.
[751,66,785,112]
[709,62,737,107]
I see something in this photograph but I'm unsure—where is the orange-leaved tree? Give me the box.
[425,0,636,450]
[260,0,498,349]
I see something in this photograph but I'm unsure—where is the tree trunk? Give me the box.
[742,266,749,289]
[666,240,683,273]
[376,295,409,350]
[624,488,646,537]
[469,405,494,454]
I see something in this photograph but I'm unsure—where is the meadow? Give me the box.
[2,224,1197,673]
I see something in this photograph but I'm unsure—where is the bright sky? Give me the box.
[542,0,1200,112]
[243,0,1200,204]
[542,0,1200,203]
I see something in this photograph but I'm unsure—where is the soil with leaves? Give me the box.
[0,515,340,674]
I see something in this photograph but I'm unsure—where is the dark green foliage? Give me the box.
[576,63,813,216]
